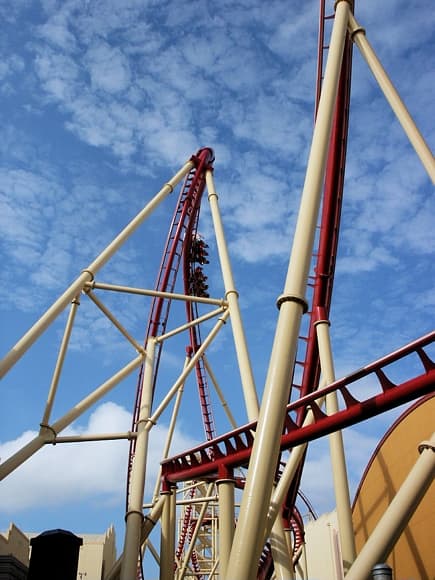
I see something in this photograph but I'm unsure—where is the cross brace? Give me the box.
[162,331,435,483]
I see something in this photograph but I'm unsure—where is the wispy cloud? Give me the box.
[0,0,433,537]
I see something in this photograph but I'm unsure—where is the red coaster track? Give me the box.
[126,147,215,497]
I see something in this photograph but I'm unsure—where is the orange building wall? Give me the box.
[352,395,435,580]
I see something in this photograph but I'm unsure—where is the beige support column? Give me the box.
[41,295,80,426]
[315,317,356,572]
[169,486,177,565]
[298,543,308,580]
[152,356,189,502]
[203,356,238,429]
[348,12,435,184]
[149,310,230,425]
[0,354,143,481]
[160,489,176,580]
[270,516,295,580]
[217,477,235,577]
[225,9,350,577]
[121,339,156,580]
[345,434,435,580]
[0,159,194,379]
[265,381,328,537]
[206,169,259,421]
[106,495,166,580]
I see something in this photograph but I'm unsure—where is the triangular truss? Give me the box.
[1,2,434,580]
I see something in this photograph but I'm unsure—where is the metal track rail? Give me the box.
[162,332,435,483]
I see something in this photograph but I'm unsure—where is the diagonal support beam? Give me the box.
[348,12,435,183]
[223,3,352,576]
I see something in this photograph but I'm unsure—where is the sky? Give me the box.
[0,0,434,572]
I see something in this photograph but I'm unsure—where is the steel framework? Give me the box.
[0,1,434,580]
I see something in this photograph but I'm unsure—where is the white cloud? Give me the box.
[0,0,433,534]
[35,48,80,103]
[37,11,77,53]
[230,227,291,263]
[86,41,132,94]
[0,402,198,512]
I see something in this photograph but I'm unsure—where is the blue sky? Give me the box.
[0,0,434,567]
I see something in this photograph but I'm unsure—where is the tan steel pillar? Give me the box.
[0,159,194,379]
[41,296,80,426]
[152,356,189,502]
[203,356,238,429]
[0,354,143,481]
[270,516,295,580]
[121,339,156,580]
[265,381,328,537]
[315,317,356,572]
[298,543,308,580]
[216,477,235,577]
[225,7,351,576]
[106,495,166,580]
[348,13,435,184]
[170,486,177,568]
[148,310,230,426]
[206,170,259,422]
[160,489,176,580]
[345,433,435,580]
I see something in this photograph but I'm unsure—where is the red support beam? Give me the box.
[162,332,435,484]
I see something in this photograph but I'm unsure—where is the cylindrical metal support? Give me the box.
[371,563,393,579]
[121,340,156,580]
[0,355,143,481]
[345,434,435,580]
[316,319,356,572]
[270,516,295,580]
[152,355,189,502]
[106,495,166,580]
[42,296,80,426]
[206,170,259,422]
[348,12,435,184]
[160,491,175,580]
[148,310,230,427]
[217,478,235,578]
[0,159,194,379]
[225,4,351,576]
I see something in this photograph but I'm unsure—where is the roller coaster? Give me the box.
[0,1,434,579]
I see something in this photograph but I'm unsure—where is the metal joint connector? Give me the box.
[81,269,95,283]
[314,318,330,328]
[350,23,365,41]
[124,509,144,522]
[334,0,352,11]
[144,514,157,526]
[164,182,174,193]
[225,289,239,301]
[418,440,435,454]
[347,12,366,40]
[136,416,156,428]
[276,294,309,313]
[83,281,94,292]
[40,423,57,442]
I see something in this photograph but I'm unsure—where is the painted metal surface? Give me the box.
[162,331,435,484]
